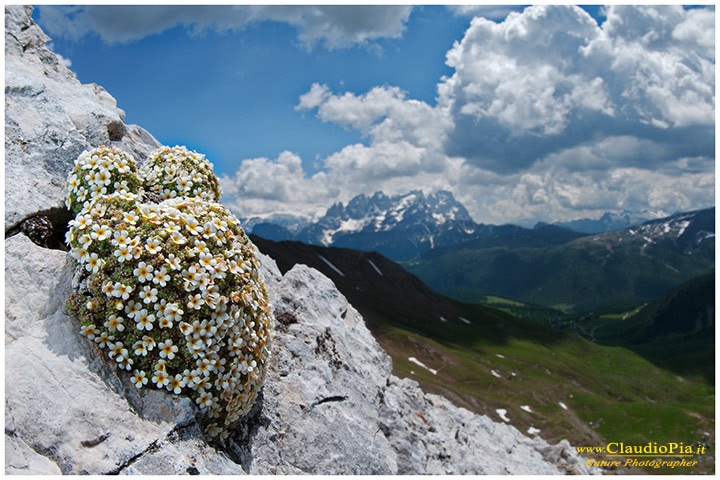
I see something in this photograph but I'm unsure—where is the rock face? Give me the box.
[4,5,160,230]
[4,5,597,475]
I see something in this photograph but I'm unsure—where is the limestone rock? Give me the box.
[4,5,160,230]
[230,263,398,474]
[379,376,598,474]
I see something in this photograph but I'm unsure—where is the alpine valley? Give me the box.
[245,190,715,474]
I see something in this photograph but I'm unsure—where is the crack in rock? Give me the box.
[5,206,73,251]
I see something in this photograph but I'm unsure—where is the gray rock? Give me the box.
[5,434,62,475]
[232,263,398,474]
[379,376,599,474]
[4,5,160,230]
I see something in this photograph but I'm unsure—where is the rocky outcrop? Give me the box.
[5,5,596,475]
[4,5,160,230]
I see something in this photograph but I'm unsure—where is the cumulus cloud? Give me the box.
[36,5,413,50]
[440,5,714,173]
[216,6,716,224]
[218,151,336,219]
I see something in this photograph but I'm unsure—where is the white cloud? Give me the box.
[218,151,335,219]
[222,6,715,224]
[449,5,522,21]
[36,5,413,51]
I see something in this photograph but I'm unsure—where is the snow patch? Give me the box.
[337,217,369,234]
[496,409,510,422]
[527,427,541,435]
[558,402,568,410]
[459,316,471,324]
[520,405,533,413]
[677,220,691,237]
[408,357,437,375]
[366,259,383,276]
[439,316,447,323]
[491,369,501,378]
[317,255,345,277]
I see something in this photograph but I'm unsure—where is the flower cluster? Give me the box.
[142,145,222,202]
[64,146,142,214]
[65,148,271,441]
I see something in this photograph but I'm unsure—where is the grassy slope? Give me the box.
[252,236,715,474]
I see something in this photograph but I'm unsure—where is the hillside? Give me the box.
[405,208,715,311]
[251,235,715,474]
[579,274,715,383]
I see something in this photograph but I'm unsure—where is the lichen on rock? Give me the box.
[64,146,272,441]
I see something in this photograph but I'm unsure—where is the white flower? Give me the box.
[90,223,111,241]
[125,300,140,317]
[187,293,205,310]
[133,370,148,389]
[170,231,186,245]
[152,371,170,388]
[94,332,114,349]
[142,335,157,351]
[112,230,130,246]
[108,341,128,362]
[113,246,133,263]
[152,267,169,287]
[196,392,216,411]
[167,374,186,394]
[133,262,154,282]
[166,254,181,270]
[163,303,183,322]
[104,315,125,333]
[119,356,134,371]
[139,285,158,304]
[112,282,132,300]
[85,253,105,273]
[124,212,138,225]
[145,237,162,255]
[133,340,148,356]
[80,324,99,340]
[78,233,92,249]
[135,310,155,331]
[158,316,173,329]
[159,339,178,360]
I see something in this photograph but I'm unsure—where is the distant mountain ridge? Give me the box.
[551,210,650,234]
[243,190,588,260]
[406,207,715,311]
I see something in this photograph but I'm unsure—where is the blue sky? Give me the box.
[34,5,714,225]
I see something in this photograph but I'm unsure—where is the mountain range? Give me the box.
[549,210,650,234]
[242,190,703,262]
[405,207,715,311]
[244,190,590,261]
